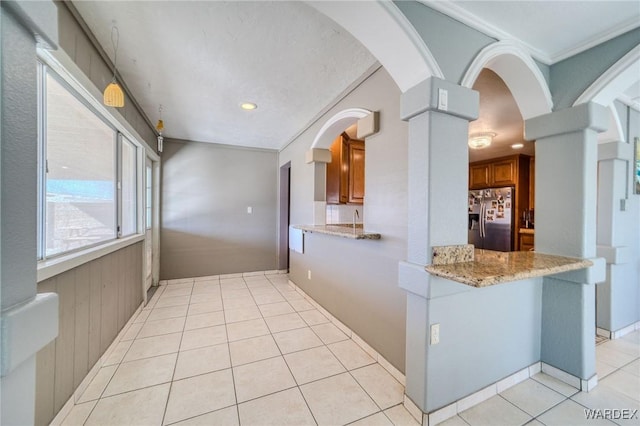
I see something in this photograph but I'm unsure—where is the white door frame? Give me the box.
[143,155,160,303]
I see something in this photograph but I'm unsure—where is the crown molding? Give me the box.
[418,0,552,64]
[549,17,640,64]
[417,0,640,66]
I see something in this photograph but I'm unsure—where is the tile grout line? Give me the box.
[221,276,243,426]
[74,292,166,425]
[494,393,538,424]
[160,278,194,425]
[236,274,306,411]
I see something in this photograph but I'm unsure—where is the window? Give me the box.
[38,64,141,260]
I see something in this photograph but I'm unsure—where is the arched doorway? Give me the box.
[462,41,553,252]
[307,108,372,225]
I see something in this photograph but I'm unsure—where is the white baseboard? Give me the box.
[287,279,407,387]
[596,321,640,340]
[541,362,597,392]
[418,363,538,425]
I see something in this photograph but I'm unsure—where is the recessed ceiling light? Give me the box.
[240,102,257,111]
[511,143,524,149]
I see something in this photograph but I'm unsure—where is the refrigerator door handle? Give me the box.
[480,202,485,238]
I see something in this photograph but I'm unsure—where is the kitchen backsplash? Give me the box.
[326,204,364,225]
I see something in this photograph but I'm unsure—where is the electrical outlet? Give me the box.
[307,270,311,280]
[247,206,253,214]
[438,88,448,111]
[430,323,440,345]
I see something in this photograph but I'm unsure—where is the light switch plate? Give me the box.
[438,89,448,111]
[430,323,440,345]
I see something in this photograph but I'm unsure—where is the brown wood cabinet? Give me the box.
[348,140,365,204]
[469,156,519,189]
[327,134,349,204]
[519,231,534,251]
[326,133,365,205]
[529,157,535,209]
[492,157,517,186]
[469,164,491,188]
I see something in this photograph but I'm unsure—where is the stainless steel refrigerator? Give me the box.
[468,187,514,251]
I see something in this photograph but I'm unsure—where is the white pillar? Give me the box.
[398,77,479,412]
[525,102,608,385]
[596,140,637,334]
[0,2,59,424]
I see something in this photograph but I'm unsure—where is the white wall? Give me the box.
[279,67,409,370]
[161,139,279,279]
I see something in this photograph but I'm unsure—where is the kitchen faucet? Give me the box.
[353,209,360,231]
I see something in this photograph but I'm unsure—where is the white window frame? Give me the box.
[39,64,121,259]
[36,48,160,282]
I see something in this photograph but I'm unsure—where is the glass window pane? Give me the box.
[146,165,152,229]
[45,73,116,257]
[121,138,137,236]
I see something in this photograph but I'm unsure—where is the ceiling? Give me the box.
[73,1,640,152]
[469,69,534,163]
[72,1,376,150]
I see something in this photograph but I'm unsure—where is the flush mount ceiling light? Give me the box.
[103,25,124,108]
[468,132,496,149]
[240,102,257,111]
[511,143,524,149]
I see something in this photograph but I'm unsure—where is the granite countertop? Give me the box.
[426,248,592,287]
[519,228,535,234]
[293,224,381,240]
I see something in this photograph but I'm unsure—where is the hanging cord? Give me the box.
[111,26,120,83]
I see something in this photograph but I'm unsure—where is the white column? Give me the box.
[525,102,608,385]
[0,2,59,425]
[398,77,478,412]
[596,140,637,334]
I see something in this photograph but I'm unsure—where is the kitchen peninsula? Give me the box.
[426,245,593,287]
[293,224,381,240]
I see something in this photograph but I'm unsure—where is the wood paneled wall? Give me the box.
[35,242,144,425]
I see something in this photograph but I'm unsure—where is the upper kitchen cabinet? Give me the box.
[327,133,349,204]
[469,155,529,190]
[326,132,365,205]
[348,140,365,204]
[469,163,491,188]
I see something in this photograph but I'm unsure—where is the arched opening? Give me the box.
[311,108,371,149]
[461,40,553,120]
[463,41,552,252]
[308,1,443,92]
[308,108,373,225]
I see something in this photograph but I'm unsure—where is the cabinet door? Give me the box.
[492,158,517,186]
[339,138,349,203]
[529,157,535,209]
[326,135,342,204]
[469,164,491,189]
[348,140,365,204]
[519,233,534,251]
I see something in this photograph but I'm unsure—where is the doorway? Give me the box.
[278,162,291,271]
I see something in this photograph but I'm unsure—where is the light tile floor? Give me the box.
[58,273,640,426]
